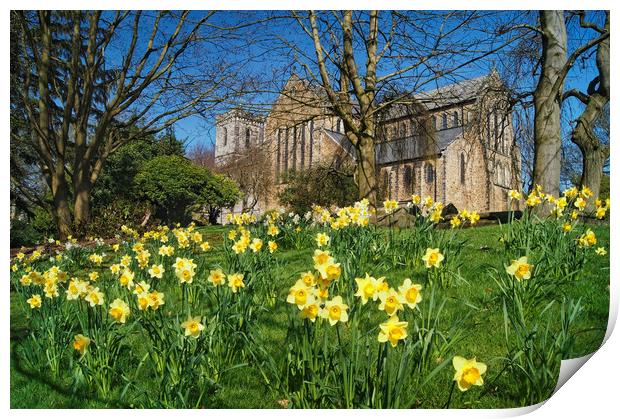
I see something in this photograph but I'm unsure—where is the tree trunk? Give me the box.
[51,170,72,240]
[355,133,378,209]
[579,144,607,201]
[532,10,567,199]
[571,11,609,203]
[73,178,92,234]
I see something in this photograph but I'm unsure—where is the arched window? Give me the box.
[245,128,251,148]
[460,153,466,185]
[404,165,413,192]
[431,116,437,131]
[425,163,434,183]
[223,127,228,146]
[453,111,459,127]
[442,114,448,130]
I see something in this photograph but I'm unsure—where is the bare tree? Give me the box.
[188,142,216,170]
[218,144,273,212]
[563,11,610,200]
[287,11,524,209]
[12,11,243,238]
[518,11,609,198]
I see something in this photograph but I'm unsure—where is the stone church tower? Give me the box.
[215,109,265,166]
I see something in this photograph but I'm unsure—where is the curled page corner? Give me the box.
[554,354,594,394]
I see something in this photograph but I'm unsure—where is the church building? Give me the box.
[214,71,521,218]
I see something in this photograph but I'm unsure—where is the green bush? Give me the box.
[134,155,240,225]
[10,207,56,247]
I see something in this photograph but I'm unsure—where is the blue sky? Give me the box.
[121,10,605,157]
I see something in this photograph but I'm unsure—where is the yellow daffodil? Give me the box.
[66,279,86,301]
[398,278,423,309]
[268,240,278,253]
[181,315,204,338]
[299,271,316,287]
[453,356,487,391]
[19,274,31,286]
[287,279,312,309]
[120,254,132,267]
[525,193,541,207]
[595,247,607,256]
[26,294,42,309]
[228,273,245,293]
[563,186,578,198]
[109,264,121,275]
[148,264,164,279]
[508,190,522,200]
[73,334,91,355]
[354,273,381,304]
[191,232,203,243]
[267,224,280,237]
[249,238,263,252]
[174,258,197,284]
[133,281,151,296]
[119,269,135,289]
[383,199,398,214]
[325,263,342,281]
[158,245,174,257]
[208,269,226,286]
[378,288,405,316]
[378,315,408,347]
[88,254,103,265]
[148,290,165,310]
[85,287,104,307]
[574,197,586,211]
[313,249,335,279]
[580,186,592,198]
[200,242,211,252]
[315,233,330,247]
[506,256,532,281]
[595,207,607,219]
[578,229,597,247]
[450,216,462,229]
[429,209,442,223]
[300,298,320,322]
[109,299,130,324]
[422,248,444,268]
[469,212,480,225]
[320,296,349,326]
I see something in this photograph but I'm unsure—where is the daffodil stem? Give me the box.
[445,381,456,409]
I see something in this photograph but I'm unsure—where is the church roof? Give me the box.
[413,75,489,110]
[324,126,463,166]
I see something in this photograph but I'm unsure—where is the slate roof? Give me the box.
[412,75,489,110]
[323,125,464,166]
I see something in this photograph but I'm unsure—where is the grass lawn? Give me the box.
[10,223,610,408]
